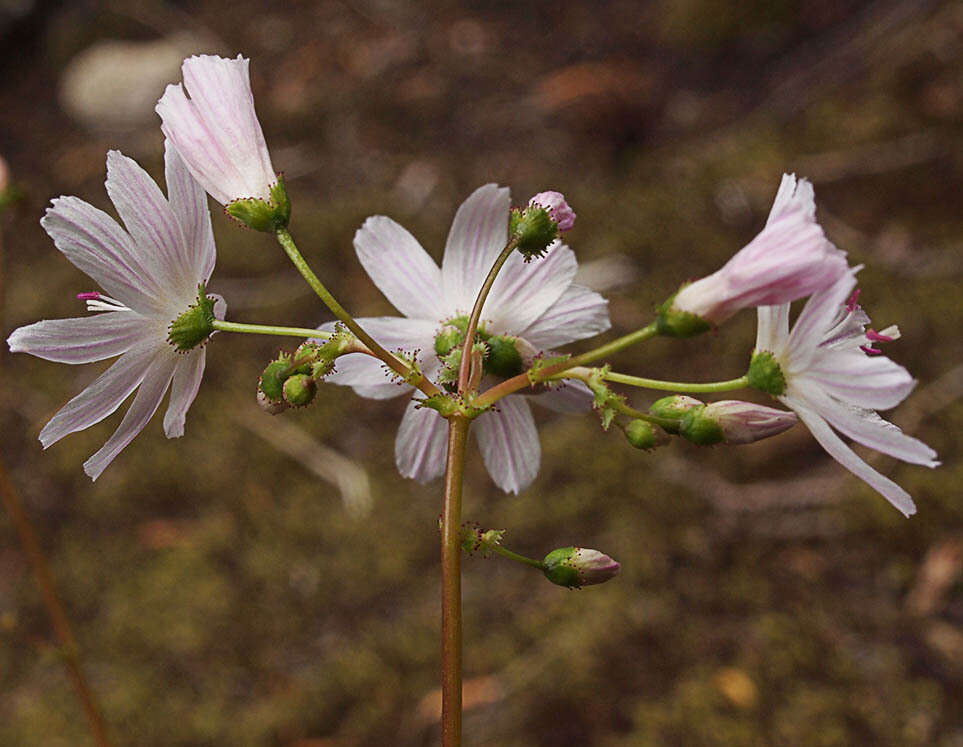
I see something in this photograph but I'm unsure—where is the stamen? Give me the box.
[845,289,861,312]
[76,291,101,300]
[860,344,883,355]
[79,291,131,313]
[866,328,894,343]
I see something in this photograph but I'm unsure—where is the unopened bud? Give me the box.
[510,204,558,260]
[542,546,621,589]
[686,400,797,445]
[258,358,291,401]
[485,335,524,378]
[282,373,316,406]
[624,419,669,449]
[528,191,575,232]
[649,395,703,433]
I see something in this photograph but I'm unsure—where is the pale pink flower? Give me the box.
[7,142,224,479]
[671,174,848,325]
[156,54,276,205]
[700,400,798,444]
[321,184,610,493]
[529,191,576,232]
[753,269,939,516]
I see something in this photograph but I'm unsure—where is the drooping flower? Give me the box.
[750,266,939,515]
[320,184,611,494]
[664,173,849,330]
[6,141,224,480]
[156,54,276,206]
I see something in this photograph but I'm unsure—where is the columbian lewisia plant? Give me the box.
[7,141,223,479]
[3,50,942,747]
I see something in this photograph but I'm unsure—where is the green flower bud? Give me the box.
[747,351,787,396]
[649,395,704,433]
[543,547,621,589]
[434,323,464,357]
[484,335,524,378]
[167,286,216,351]
[225,174,291,231]
[624,419,669,449]
[678,405,724,446]
[258,358,291,402]
[510,204,558,260]
[282,373,316,406]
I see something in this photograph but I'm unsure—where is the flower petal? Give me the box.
[164,138,216,283]
[395,398,449,483]
[792,380,939,467]
[788,396,917,517]
[786,269,858,373]
[38,340,159,448]
[474,395,540,494]
[484,242,579,334]
[521,283,611,349]
[163,348,206,438]
[41,196,166,315]
[105,150,193,308]
[441,184,511,310]
[354,217,446,319]
[529,380,593,413]
[766,174,815,226]
[805,348,917,411]
[754,303,790,354]
[84,351,179,480]
[7,312,150,364]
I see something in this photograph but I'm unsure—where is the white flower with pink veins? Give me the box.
[7,141,223,479]
[752,176,939,516]
[322,184,611,494]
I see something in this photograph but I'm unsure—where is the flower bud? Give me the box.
[686,400,797,445]
[624,419,669,449]
[528,191,575,232]
[649,395,704,433]
[510,204,559,261]
[484,335,524,379]
[542,546,621,589]
[258,358,291,402]
[282,373,316,407]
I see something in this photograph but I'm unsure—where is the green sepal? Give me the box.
[655,289,711,338]
[418,393,460,418]
[510,205,559,260]
[168,284,216,351]
[484,335,524,379]
[460,523,505,556]
[649,395,703,433]
[678,406,724,445]
[747,351,787,396]
[258,357,292,401]
[542,547,582,589]
[282,374,316,406]
[225,174,290,232]
[270,175,291,228]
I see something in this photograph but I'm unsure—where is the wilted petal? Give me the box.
[441,184,511,310]
[163,349,206,438]
[521,283,610,349]
[7,312,149,364]
[354,217,446,320]
[38,341,158,448]
[84,352,179,480]
[789,397,917,517]
[474,395,540,494]
[395,399,449,483]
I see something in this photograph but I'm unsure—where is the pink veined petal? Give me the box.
[157,82,243,205]
[40,197,167,316]
[804,348,917,411]
[164,138,216,283]
[755,303,790,354]
[163,348,206,438]
[787,396,917,517]
[180,55,275,200]
[484,242,579,334]
[105,150,193,307]
[521,283,611,349]
[786,269,859,373]
[38,340,159,448]
[395,398,449,483]
[792,380,939,467]
[766,174,815,226]
[528,380,594,414]
[83,351,179,480]
[474,395,540,494]
[354,217,446,320]
[7,312,149,364]
[441,184,511,310]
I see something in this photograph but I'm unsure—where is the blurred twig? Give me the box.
[231,408,373,518]
[0,457,114,747]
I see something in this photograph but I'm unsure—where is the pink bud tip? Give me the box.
[529,191,576,232]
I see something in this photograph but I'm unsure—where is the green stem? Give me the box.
[573,368,750,394]
[275,227,441,398]
[490,544,546,570]
[0,458,114,747]
[441,415,470,747]
[212,320,332,339]
[474,322,660,409]
[457,238,519,393]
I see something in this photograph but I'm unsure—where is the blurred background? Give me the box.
[1,0,961,744]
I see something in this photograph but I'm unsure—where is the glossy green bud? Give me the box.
[258,358,291,402]
[282,374,316,406]
[624,419,669,449]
